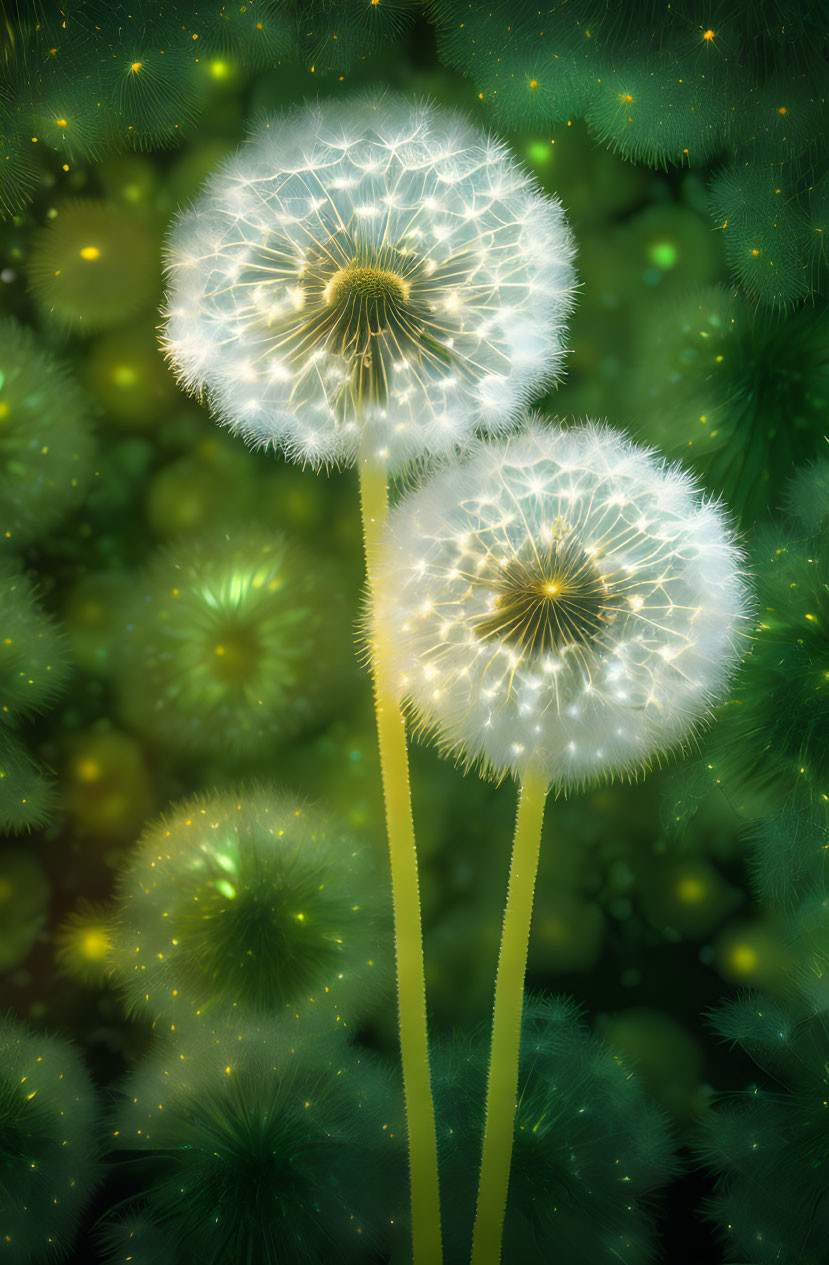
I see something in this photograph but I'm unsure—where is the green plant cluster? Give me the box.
[431,0,828,306]
[0,0,417,217]
[3,1,827,309]
[434,997,677,1264]
[685,471,829,1260]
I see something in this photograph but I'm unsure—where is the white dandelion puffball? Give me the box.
[374,419,748,788]
[161,96,576,470]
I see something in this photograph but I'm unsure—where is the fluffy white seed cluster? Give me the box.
[374,420,748,788]
[162,96,576,470]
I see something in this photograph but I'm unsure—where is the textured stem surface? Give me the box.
[358,453,443,1265]
[470,766,548,1265]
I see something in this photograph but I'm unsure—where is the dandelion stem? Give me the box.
[470,764,548,1265]
[358,449,443,1265]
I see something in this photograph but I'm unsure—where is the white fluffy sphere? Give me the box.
[374,419,749,789]
[161,96,576,471]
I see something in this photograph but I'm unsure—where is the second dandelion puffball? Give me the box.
[374,419,748,787]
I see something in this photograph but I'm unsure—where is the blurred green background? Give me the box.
[1,3,827,1262]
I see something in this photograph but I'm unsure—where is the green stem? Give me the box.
[358,450,443,1265]
[470,765,548,1265]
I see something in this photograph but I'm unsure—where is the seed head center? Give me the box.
[325,264,409,315]
[475,544,609,657]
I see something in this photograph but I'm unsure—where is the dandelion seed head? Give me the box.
[375,419,749,788]
[161,96,576,470]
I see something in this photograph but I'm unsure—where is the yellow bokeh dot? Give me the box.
[676,876,706,903]
[112,364,139,388]
[729,944,759,973]
[75,758,102,782]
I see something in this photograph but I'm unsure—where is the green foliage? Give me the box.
[81,2,200,151]
[191,1,293,72]
[117,526,348,758]
[430,0,828,304]
[0,106,37,219]
[96,1214,178,1265]
[626,286,829,524]
[0,567,70,721]
[432,0,596,121]
[746,810,829,909]
[0,566,68,832]
[710,992,795,1065]
[0,0,825,314]
[784,455,829,535]
[584,47,726,168]
[110,1022,402,1265]
[0,317,95,547]
[0,732,57,833]
[109,787,389,1031]
[0,1,418,218]
[298,0,418,73]
[706,522,829,810]
[700,998,829,1265]
[709,165,810,307]
[0,1014,101,1265]
[434,996,677,1264]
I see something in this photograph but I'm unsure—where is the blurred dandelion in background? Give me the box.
[109,1018,402,1265]
[0,317,95,547]
[108,787,388,1033]
[118,526,346,760]
[0,1015,101,1264]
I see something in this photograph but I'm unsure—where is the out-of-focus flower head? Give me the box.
[375,418,749,789]
[162,95,576,470]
